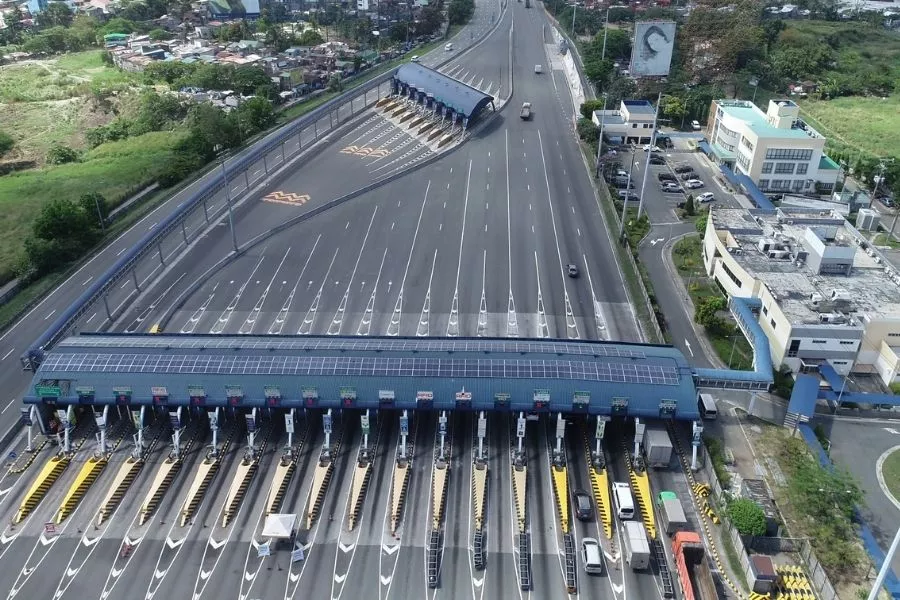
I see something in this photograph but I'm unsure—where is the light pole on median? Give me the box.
[594,93,608,179]
[636,91,662,219]
[215,146,239,254]
[601,5,629,61]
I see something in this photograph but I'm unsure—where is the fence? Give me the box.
[696,444,839,600]
[21,75,396,370]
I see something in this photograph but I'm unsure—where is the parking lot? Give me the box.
[604,133,745,223]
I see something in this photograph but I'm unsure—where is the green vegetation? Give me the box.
[673,235,754,370]
[726,497,767,536]
[720,533,750,592]
[774,433,866,583]
[703,435,732,488]
[882,449,900,505]
[0,131,184,281]
[448,0,475,25]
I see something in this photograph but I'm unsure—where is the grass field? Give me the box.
[0,130,184,282]
[883,448,900,507]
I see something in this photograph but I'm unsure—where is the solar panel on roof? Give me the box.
[38,353,680,385]
[57,336,651,359]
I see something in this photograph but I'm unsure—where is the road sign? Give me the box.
[169,410,181,429]
[516,417,526,439]
[151,386,168,398]
[20,407,32,427]
[399,416,409,435]
[342,387,358,400]
[75,386,95,403]
[302,387,318,399]
[659,399,677,417]
[323,413,332,434]
[285,414,295,434]
[94,413,106,429]
[416,391,433,410]
[477,416,487,439]
[416,391,433,401]
[438,414,447,435]
[36,385,61,398]
[455,391,472,401]
[265,385,281,399]
[494,392,510,410]
[291,547,305,563]
[257,543,270,557]
[245,414,256,433]
[209,410,219,428]
[44,522,56,536]
[132,410,142,431]
[574,391,590,406]
[361,414,370,434]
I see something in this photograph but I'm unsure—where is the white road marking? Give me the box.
[505,130,519,337]
[44,310,55,321]
[239,247,291,334]
[1,348,14,361]
[328,207,378,335]
[298,248,340,335]
[210,255,266,334]
[81,276,92,286]
[447,160,473,337]
[1,399,15,414]
[416,250,438,337]
[387,181,431,336]
[86,312,96,324]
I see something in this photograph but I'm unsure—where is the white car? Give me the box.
[411,55,420,62]
[685,179,705,189]
[642,144,662,153]
[691,120,701,131]
[697,192,715,203]
[616,169,628,178]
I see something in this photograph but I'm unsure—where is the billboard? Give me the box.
[630,21,676,77]
[209,0,260,18]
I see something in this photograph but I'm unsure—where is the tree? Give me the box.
[78,192,108,225]
[37,2,74,28]
[232,97,276,132]
[148,28,174,41]
[327,73,343,93]
[185,103,238,151]
[297,29,324,46]
[695,296,726,330]
[24,198,101,275]
[695,211,709,234]
[0,131,14,158]
[580,100,605,120]
[661,95,687,123]
[727,498,767,536]
[576,118,599,146]
[46,144,79,165]
[233,65,276,96]
[598,28,631,60]
[683,194,695,216]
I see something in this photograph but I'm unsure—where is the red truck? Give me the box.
[672,531,718,600]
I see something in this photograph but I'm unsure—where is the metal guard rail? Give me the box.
[21,70,397,370]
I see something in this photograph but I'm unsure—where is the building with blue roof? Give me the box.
[392,64,494,127]
[25,334,705,420]
[707,98,839,196]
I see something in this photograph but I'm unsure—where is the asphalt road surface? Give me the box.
[0,408,676,600]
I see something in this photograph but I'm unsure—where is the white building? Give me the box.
[706,99,841,195]
[357,0,376,11]
[703,207,900,387]
[592,100,656,145]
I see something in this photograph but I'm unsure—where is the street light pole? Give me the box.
[867,525,900,600]
[619,151,637,238]
[571,3,577,35]
[594,93,608,179]
[93,195,105,233]
[636,92,662,219]
[601,7,610,61]
[217,150,239,254]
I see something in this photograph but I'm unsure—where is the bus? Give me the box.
[697,393,718,420]
[612,482,635,520]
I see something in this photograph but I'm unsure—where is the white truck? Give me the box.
[622,521,651,570]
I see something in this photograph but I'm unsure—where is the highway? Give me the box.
[0,0,663,597]
[110,0,639,343]
[0,407,680,600]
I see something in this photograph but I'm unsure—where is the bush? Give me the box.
[727,497,767,536]
[704,435,732,488]
[576,118,599,146]
[0,131,14,157]
[46,144,79,165]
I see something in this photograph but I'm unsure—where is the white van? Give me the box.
[612,482,635,520]
[698,393,718,420]
[534,64,542,74]
[581,538,604,574]
[444,43,453,52]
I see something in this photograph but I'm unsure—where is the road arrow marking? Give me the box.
[339,542,354,553]
[380,575,392,585]
[39,534,55,546]
[684,339,694,357]
[473,577,483,587]
[200,569,212,581]
[165,537,183,549]
[382,544,399,555]
[66,567,78,577]
[209,537,227,550]
[0,532,16,544]
[154,568,167,579]
[111,567,124,578]
[333,573,347,583]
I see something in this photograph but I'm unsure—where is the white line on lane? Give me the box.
[582,253,607,340]
[1,399,14,414]
[298,248,340,335]
[537,130,580,339]
[447,160,473,337]
[44,310,55,321]
[387,181,431,336]
[81,276,92,286]
[239,247,291,335]
[1,348,13,361]
[504,129,519,337]
[328,207,378,335]
[356,248,388,336]
[116,248,126,256]
[268,235,321,334]
[210,254,266,334]
[416,250,439,337]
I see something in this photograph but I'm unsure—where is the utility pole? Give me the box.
[594,93,608,179]
[571,3,577,35]
[866,525,900,600]
[216,146,239,254]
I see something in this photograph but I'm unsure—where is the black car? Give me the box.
[573,489,594,521]
[658,172,677,182]
[680,171,697,181]
[674,165,693,174]
[649,156,666,165]
[567,264,579,278]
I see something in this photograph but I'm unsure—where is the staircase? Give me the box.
[564,533,577,593]
[427,529,442,588]
[650,537,675,598]
[473,529,485,571]
[517,533,532,590]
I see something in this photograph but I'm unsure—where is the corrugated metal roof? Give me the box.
[395,63,493,118]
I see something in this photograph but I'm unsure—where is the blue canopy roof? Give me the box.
[395,63,494,119]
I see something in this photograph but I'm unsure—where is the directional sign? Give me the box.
[285,414,295,434]
[94,413,106,430]
[35,385,61,398]
[169,410,181,430]
[659,399,677,418]
[494,392,510,411]
[399,415,409,435]
[516,417,527,439]
[416,391,433,410]
[532,389,550,413]
[111,386,132,405]
[455,390,472,410]
[360,414,370,435]
[20,407,32,427]
[323,413,332,434]
[438,415,448,435]
[378,389,394,409]
[75,386,95,404]
[291,547,305,563]
[226,385,242,406]
[151,386,168,405]
[257,543,270,557]
[611,397,628,416]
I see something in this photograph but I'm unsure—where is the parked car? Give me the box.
[617,190,639,201]
[616,169,628,178]
[656,135,672,148]
[573,489,594,521]
[673,165,693,174]
[697,192,716,203]
[649,156,666,165]
[411,55,420,62]
[680,171,697,181]
[691,120,701,131]
[612,177,634,189]
[685,179,705,189]
[658,173,677,182]
[567,263,579,277]
[661,183,682,193]
[642,144,663,153]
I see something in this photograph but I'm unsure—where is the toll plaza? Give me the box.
[1,334,753,599]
